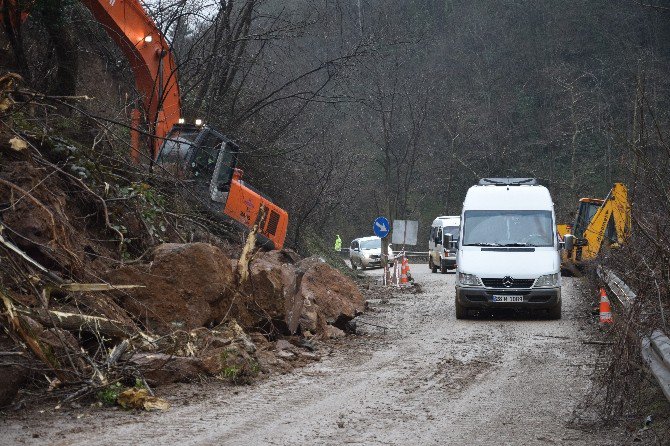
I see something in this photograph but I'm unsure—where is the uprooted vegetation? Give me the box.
[577,92,670,438]
[0,79,366,410]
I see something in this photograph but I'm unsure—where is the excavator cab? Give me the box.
[158,124,236,188]
[156,124,288,249]
[572,199,603,242]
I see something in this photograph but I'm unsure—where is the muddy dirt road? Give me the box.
[4,267,623,445]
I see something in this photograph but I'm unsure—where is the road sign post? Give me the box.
[373,217,391,285]
[392,220,419,250]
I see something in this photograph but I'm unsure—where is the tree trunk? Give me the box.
[2,2,31,82]
[43,14,78,95]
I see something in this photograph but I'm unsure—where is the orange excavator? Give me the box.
[1,0,288,249]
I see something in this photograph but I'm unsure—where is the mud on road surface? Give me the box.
[3,267,625,445]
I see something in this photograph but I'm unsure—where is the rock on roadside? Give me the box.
[105,243,365,338]
[105,243,238,332]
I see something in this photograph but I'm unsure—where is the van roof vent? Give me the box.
[478,178,539,186]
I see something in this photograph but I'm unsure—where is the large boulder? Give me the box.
[242,253,364,336]
[240,250,301,331]
[293,260,365,335]
[105,244,365,338]
[105,243,237,332]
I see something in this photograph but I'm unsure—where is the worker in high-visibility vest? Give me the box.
[334,234,342,252]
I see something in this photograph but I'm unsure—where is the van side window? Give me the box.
[351,241,359,250]
[437,228,442,242]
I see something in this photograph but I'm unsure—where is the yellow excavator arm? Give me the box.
[564,183,630,266]
[580,183,630,260]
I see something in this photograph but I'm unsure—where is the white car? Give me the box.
[349,236,394,270]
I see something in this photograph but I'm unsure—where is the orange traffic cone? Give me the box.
[400,256,409,284]
[599,287,613,324]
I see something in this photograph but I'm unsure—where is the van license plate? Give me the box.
[492,295,523,303]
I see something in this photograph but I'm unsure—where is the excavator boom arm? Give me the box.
[578,183,630,260]
[1,0,182,159]
[81,0,181,160]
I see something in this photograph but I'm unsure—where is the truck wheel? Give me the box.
[455,299,468,319]
[547,302,562,320]
[429,258,438,273]
[440,260,448,274]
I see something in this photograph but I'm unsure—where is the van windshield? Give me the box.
[462,210,553,247]
[444,226,459,240]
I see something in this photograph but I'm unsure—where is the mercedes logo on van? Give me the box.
[502,276,514,288]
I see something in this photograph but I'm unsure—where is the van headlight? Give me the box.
[458,273,482,287]
[533,273,560,288]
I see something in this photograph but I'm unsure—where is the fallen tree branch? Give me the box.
[17,307,135,338]
[60,283,144,292]
[0,289,65,380]
[0,225,63,283]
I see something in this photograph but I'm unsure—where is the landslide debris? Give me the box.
[0,89,367,409]
[104,243,364,337]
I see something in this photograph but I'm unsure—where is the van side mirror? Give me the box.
[564,234,574,251]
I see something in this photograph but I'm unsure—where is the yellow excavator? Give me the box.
[561,183,631,272]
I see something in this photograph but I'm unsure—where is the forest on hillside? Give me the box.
[2,0,670,247]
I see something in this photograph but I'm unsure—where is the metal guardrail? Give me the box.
[337,248,428,262]
[596,266,636,307]
[641,331,670,402]
[597,266,670,403]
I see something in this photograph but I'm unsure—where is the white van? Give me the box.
[455,178,562,319]
[428,216,460,273]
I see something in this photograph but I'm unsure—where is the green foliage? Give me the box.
[97,382,123,406]
[116,182,168,242]
[222,366,240,381]
[219,347,260,384]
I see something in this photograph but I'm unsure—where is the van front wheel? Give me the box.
[440,260,448,274]
[429,258,438,273]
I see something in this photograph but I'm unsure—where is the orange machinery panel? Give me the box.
[224,179,288,250]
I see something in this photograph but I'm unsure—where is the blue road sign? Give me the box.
[373,216,390,238]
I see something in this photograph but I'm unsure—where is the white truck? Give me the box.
[454,178,562,319]
[428,216,460,274]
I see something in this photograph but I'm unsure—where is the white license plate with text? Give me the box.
[492,295,524,303]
